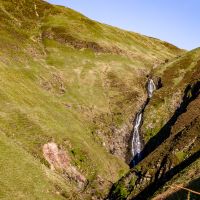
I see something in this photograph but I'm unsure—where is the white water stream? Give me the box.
[148,79,156,98]
[131,79,156,160]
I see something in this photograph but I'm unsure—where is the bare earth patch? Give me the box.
[43,142,87,188]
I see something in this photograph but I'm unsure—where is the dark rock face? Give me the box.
[154,76,163,89]
[147,76,163,89]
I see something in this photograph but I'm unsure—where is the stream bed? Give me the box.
[131,78,156,166]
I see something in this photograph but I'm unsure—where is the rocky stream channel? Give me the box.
[130,78,156,167]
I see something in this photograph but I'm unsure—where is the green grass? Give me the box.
[0,133,74,200]
[175,151,187,162]
[142,48,200,142]
[0,0,185,198]
[112,182,129,199]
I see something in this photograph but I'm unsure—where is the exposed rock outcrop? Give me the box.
[43,142,87,189]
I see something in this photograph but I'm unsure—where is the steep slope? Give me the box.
[142,48,200,143]
[0,0,184,199]
[0,133,78,200]
[108,49,200,200]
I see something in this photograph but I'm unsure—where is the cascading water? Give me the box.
[148,79,156,98]
[131,112,142,159]
[131,78,156,166]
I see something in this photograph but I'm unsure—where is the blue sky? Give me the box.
[46,0,200,50]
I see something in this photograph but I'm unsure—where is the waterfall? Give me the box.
[147,79,156,98]
[131,112,142,157]
[131,78,156,166]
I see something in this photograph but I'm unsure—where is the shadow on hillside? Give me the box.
[129,81,200,168]
[166,177,200,200]
[132,150,200,200]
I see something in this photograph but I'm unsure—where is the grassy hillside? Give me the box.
[0,133,77,200]
[108,49,200,200]
[0,0,184,199]
[142,48,200,142]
